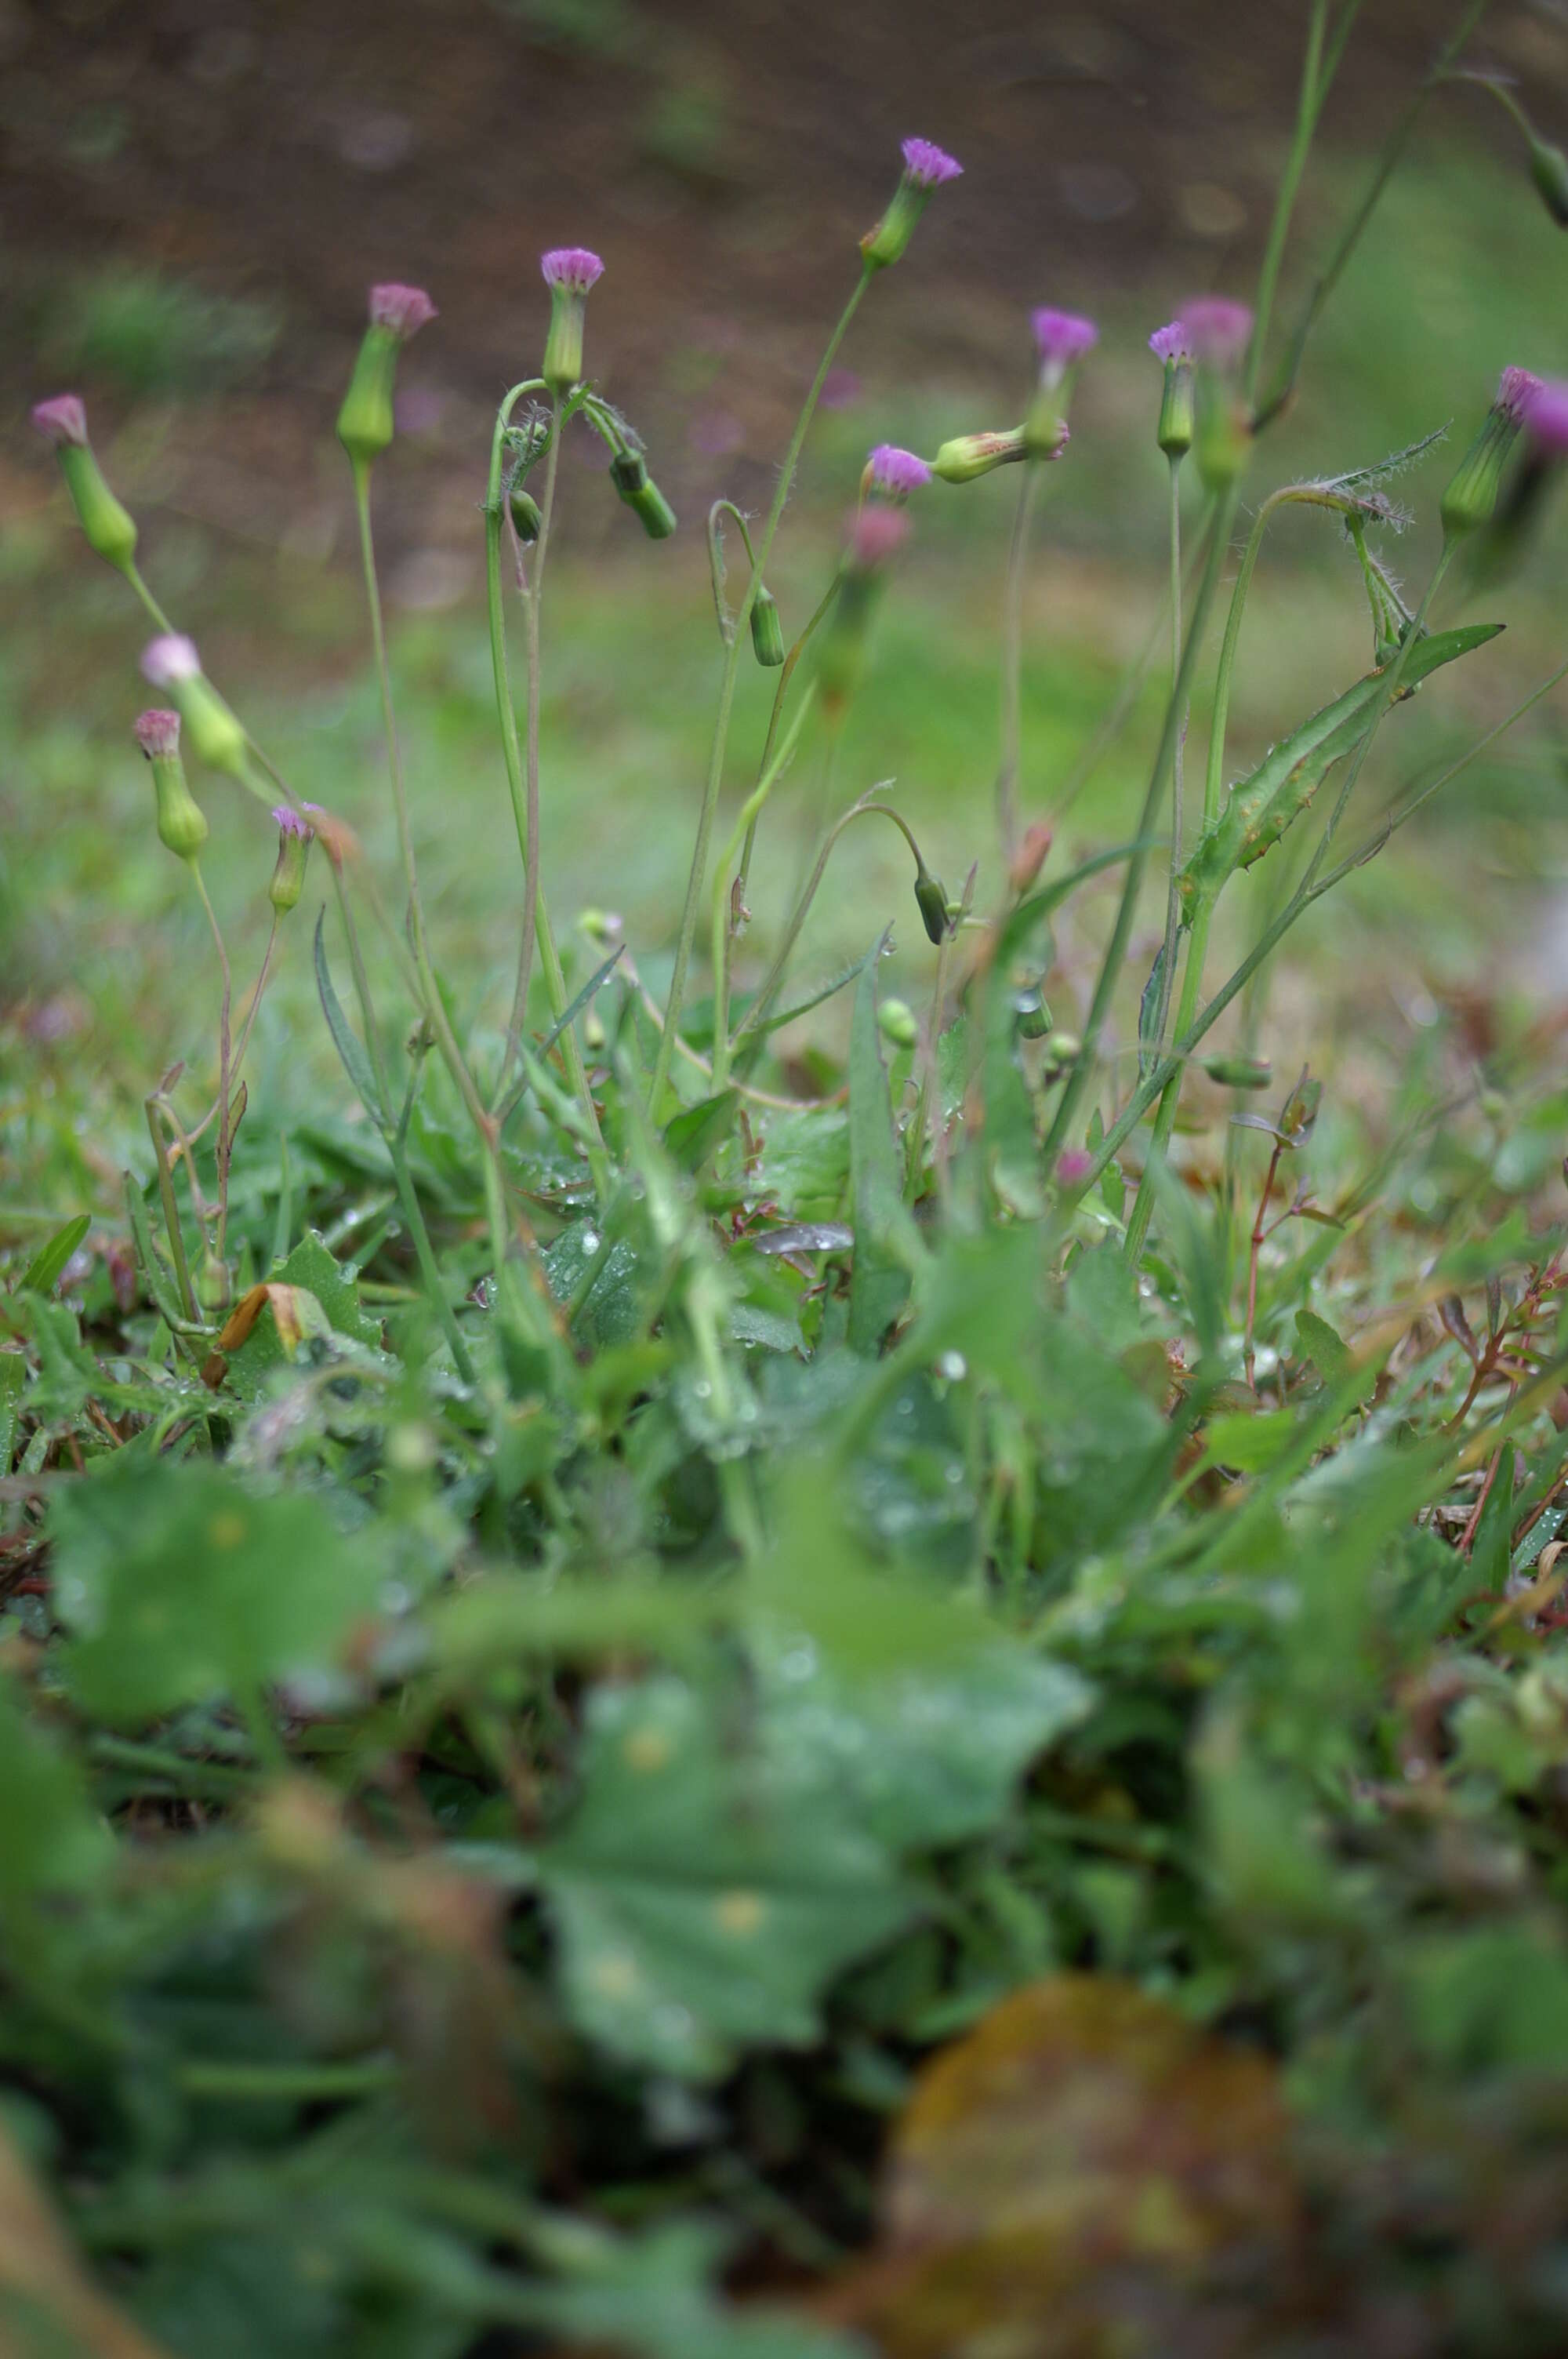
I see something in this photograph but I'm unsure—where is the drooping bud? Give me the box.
[931,424,1044,483]
[336,283,437,469]
[1203,1053,1272,1089]
[817,506,907,714]
[1013,987,1053,1041]
[540,248,604,393]
[134,709,208,863]
[1182,295,1254,492]
[877,997,920,1050]
[750,583,786,667]
[268,806,314,914]
[862,136,963,272]
[864,444,933,502]
[31,394,139,573]
[1441,364,1539,541]
[1149,321,1194,460]
[1529,132,1568,227]
[508,480,543,543]
[913,862,950,946]
[140,635,250,782]
[1026,308,1097,454]
[608,448,676,539]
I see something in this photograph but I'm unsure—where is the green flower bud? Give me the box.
[140,637,249,781]
[931,427,1029,484]
[1194,383,1252,493]
[1014,987,1053,1041]
[540,249,604,393]
[31,398,137,572]
[877,997,920,1050]
[134,711,207,864]
[267,808,314,914]
[1040,1030,1081,1079]
[509,481,543,543]
[1149,326,1195,460]
[1442,367,1537,540]
[196,1241,232,1316]
[913,863,950,946]
[1202,1053,1272,1090]
[1530,134,1568,227]
[608,451,676,540]
[750,585,785,667]
[861,140,963,271]
[336,286,437,469]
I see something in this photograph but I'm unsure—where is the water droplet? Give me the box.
[936,1350,967,1382]
[692,1378,712,1400]
[580,1230,601,1255]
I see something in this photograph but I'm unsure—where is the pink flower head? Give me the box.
[273,805,314,840]
[848,504,909,569]
[1032,309,1098,385]
[1149,321,1190,365]
[1498,365,1544,422]
[1056,1148,1094,1188]
[1524,376,1568,456]
[901,137,963,189]
[368,283,437,340]
[868,443,932,497]
[31,394,88,448]
[140,634,202,688]
[541,248,604,294]
[133,709,180,758]
[1181,296,1253,370]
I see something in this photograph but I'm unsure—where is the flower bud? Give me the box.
[31,394,138,572]
[608,449,676,539]
[509,481,543,543]
[196,1242,232,1316]
[862,136,963,271]
[1182,296,1254,493]
[140,635,249,781]
[1149,322,1194,459]
[1442,365,1539,540]
[1026,309,1097,454]
[931,425,1036,484]
[1040,1031,1081,1081]
[877,997,920,1049]
[135,709,207,863]
[913,862,950,946]
[540,248,604,393]
[1014,990,1053,1041]
[750,583,786,667]
[1530,133,1568,227]
[268,806,314,914]
[336,284,437,469]
[864,444,932,502]
[1202,1053,1272,1089]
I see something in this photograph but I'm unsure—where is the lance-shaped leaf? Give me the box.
[1176,622,1503,920]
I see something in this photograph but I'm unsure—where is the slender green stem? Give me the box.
[176,2057,398,2103]
[906,921,953,1201]
[123,560,175,636]
[996,463,1044,863]
[1042,483,1241,1167]
[144,1099,198,1324]
[1149,458,1187,1054]
[731,794,925,1057]
[1256,0,1490,429]
[651,264,873,1109]
[503,392,561,1078]
[388,1132,476,1384]
[709,689,817,1092]
[190,862,234,1262]
[1243,0,1331,409]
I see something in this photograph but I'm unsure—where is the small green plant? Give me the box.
[12,4,1568,2351]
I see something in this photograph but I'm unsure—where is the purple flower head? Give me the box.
[1498,365,1544,422]
[1181,296,1253,370]
[368,283,437,340]
[868,443,932,498]
[141,634,202,688]
[31,394,88,448]
[848,504,909,569]
[1149,321,1190,365]
[541,248,604,295]
[273,805,314,840]
[901,137,963,189]
[1032,309,1098,384]
[133,709,180,759]
[1056,1148,1094,1188]
[1524,376,1568,456]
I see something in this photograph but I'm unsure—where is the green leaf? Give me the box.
[15,1213,89,1299]
[267,1231,383,1348]
[314,909,387,1127]
[662,1090,739,1174]
[540,1675,919,2077]
[0,1680,109,1903]
[1294,1307,1352,1388]
[51,1456,384,1727]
